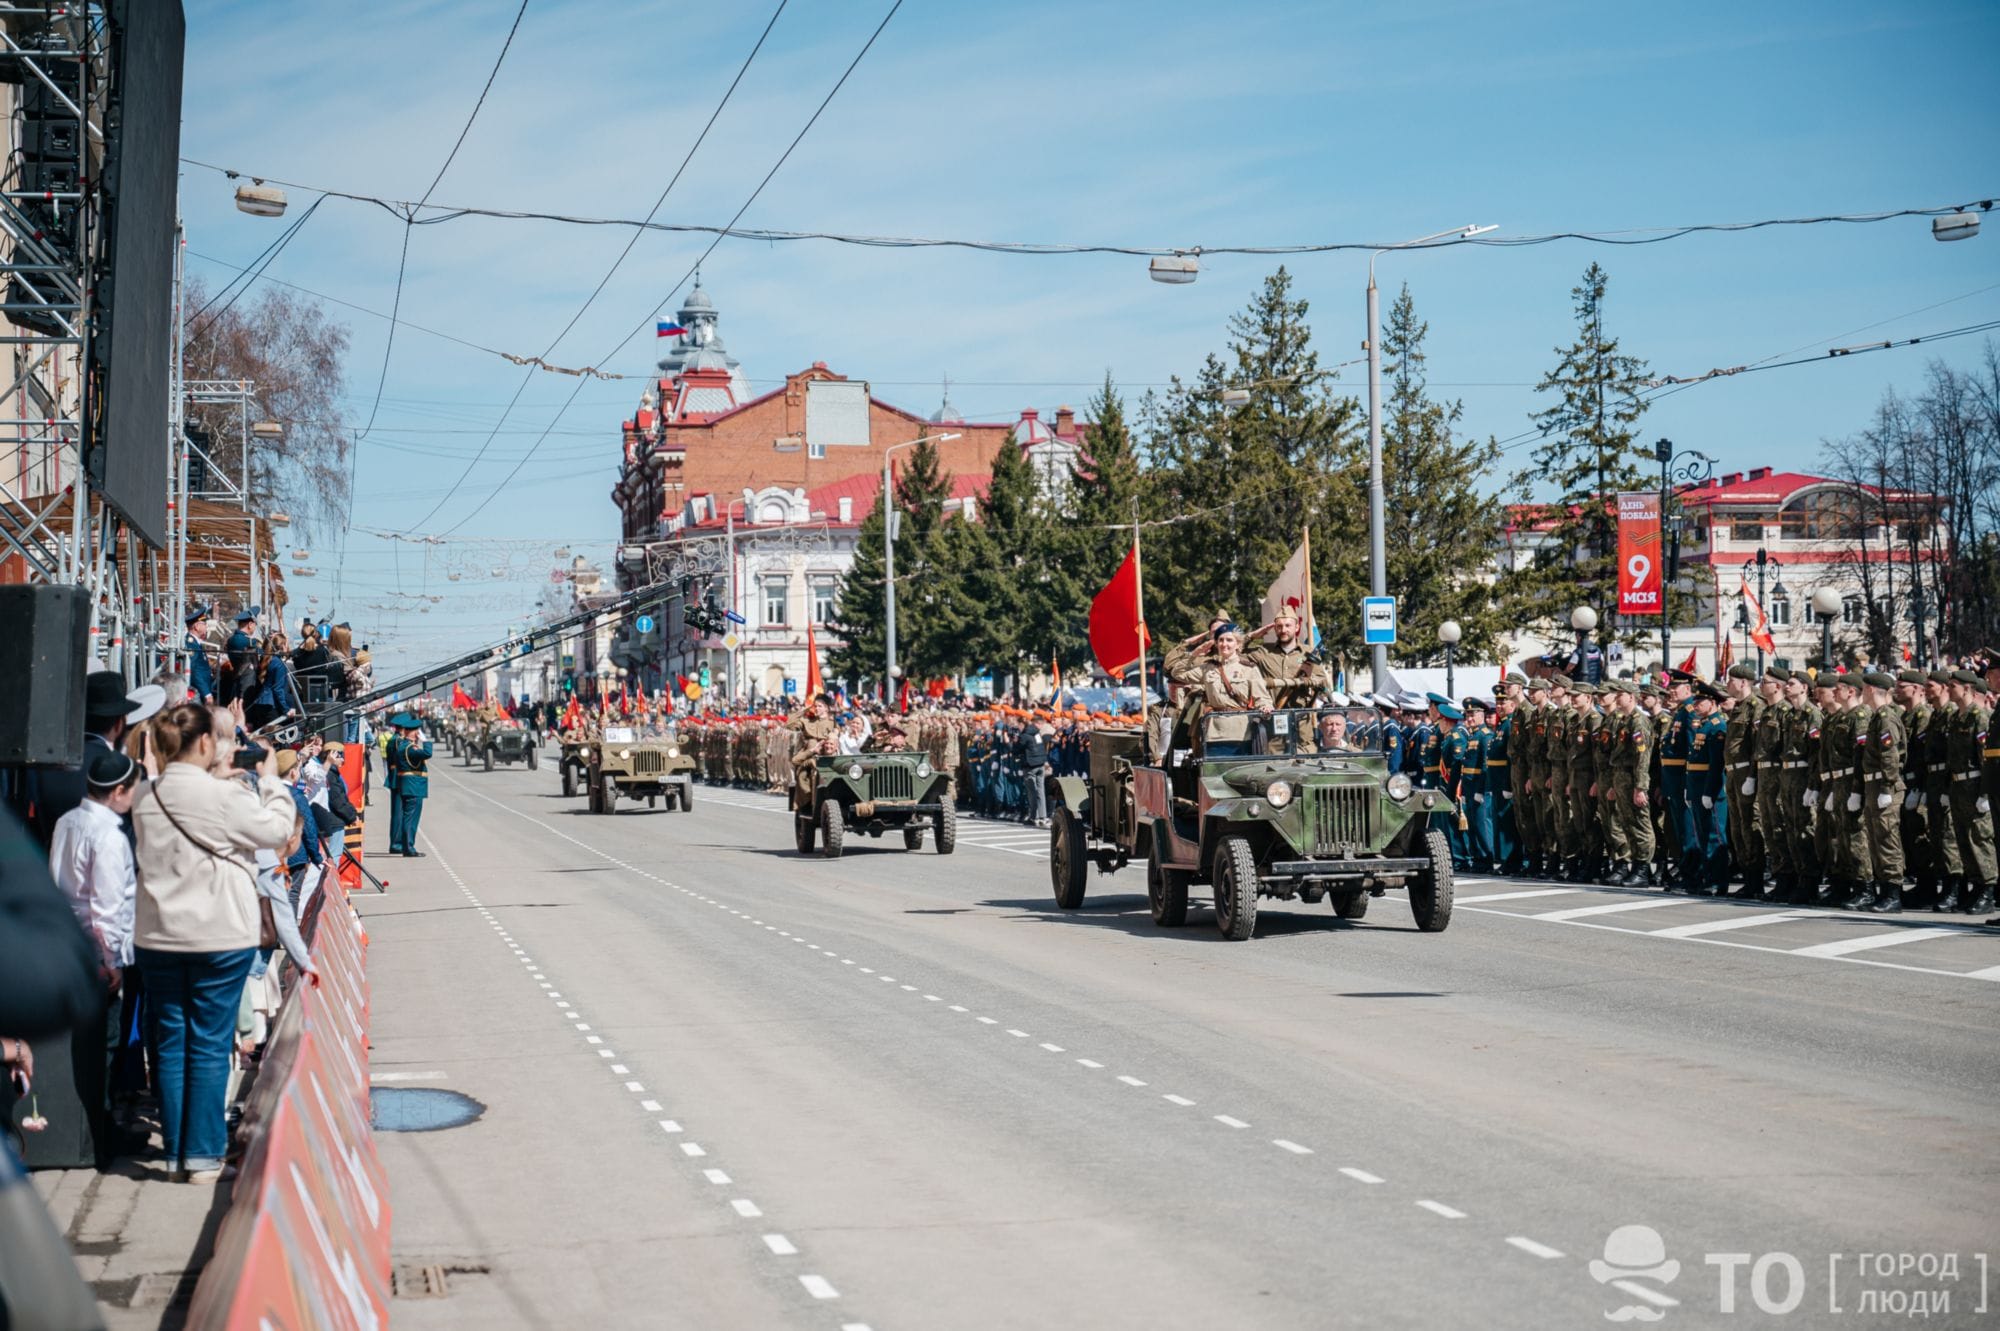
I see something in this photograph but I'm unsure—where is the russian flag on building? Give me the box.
[656,321,688,338]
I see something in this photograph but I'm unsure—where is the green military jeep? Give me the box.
[466,718,537,772]
[1047,706,1455,940]
[557,736,595,797]
[587,726,695,813]
[793,751,956,858]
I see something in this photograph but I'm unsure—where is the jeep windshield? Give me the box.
[1200,707,1388,758]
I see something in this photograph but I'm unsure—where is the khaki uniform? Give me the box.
[1245,641,1325,709]
[1567,706,1603,870]
[1860,703,1906,889]
[1917,704,1956,887]
[1815,705,1852,885]
[1608,707,1654,870]
[787,710,840,811]
[1948,701,1997,891]
[1780,700,1823,890]
[1752,699,1789,887]
[1723,696,1763,887]
[1200,659,1271,712]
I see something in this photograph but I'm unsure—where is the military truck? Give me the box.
[1046,706,1455,940]
[793,751,956,858]
[557,736,595,797]
[586,726,695,813]
[465,717,537,772]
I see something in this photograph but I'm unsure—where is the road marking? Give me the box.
[948,1004,967,1011]
[611,1064,629,1074]
[1791,928,1959,958]
[1076,1058,1103,1068]
[1163,1094,1196,1106]
[1339,1166,1384,1183]
[924,994,942,1001]
[1611,1278,1680,1308]
[1117,1075,1147,1086]
[731,1199,762,1217]
[1650,911,1805,938]
[640,1100,662,1112]
[1215,1115,1248,1128]
[1457,887,1583,903]
[680,1142,706,1157]
[1534,898,1692,922]
[585,1036,602,1044]
[977,1017,998,1025]
[900,984,917,991]
[1966,964,2000,981]
[623,1081,643,1092]
[1039,1043,1065,1052]
[1273,1139,1314,1155]
[1006,1028,1030,1038]
[369,1071,445,1083]
[574,1023,591,1031]
[763,1234,799,1256]
[597,1049,615,1059]
[703,1169,731,1185]
[1507,1236,1564,1259]
[659,1121,683,1134]
[800,1275,840,1300]
[1417,1200,1466,1219]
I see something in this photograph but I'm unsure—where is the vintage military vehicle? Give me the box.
[466,717,537,772]
[793,751,956,858]
[441,713,477,760]
[557,736,596,797]
[586,726,695,813]
[1046,706,1455,940]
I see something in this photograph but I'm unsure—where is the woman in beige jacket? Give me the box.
[132,703,295,1180]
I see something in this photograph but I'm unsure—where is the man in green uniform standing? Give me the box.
[1721,663,1763,897]
[1459,699,1494,873]
[1778,671,1823,904]
[1515,679,1548,877]
[1946,669,1997,915]
[1908,670,1952,908]
[1851,671,1906,913]
[1605,682,1655,886]
[1752,668,1792,901]
[1657,670,1697,888]
[1568,683,1606,883]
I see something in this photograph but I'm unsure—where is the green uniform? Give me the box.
[1949,700,1997,897]
[1781,700,1824,897]
[1859,703,1906,898]
[1608,705,1655,879]
[1752,698,1789,893]
[1915,703,1955,892]
[1723,695,1763,890]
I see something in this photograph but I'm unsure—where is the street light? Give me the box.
[1653,437,1715,677]
[882,431,961,703]
[1811,587,1843,669]
[1932,212,1982,242]
[1570,605,1598,682]
[1367,223,1496,689]
[1437,619,1462,698]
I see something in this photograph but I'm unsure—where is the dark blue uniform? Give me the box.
[389,732,433,855]
[185,630,216,702]
[1489,710,1518,872]
[1685,711,1728,891]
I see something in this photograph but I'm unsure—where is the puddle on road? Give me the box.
[370,1087,485,1132]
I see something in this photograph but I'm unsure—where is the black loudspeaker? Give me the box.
[0,585,90,766]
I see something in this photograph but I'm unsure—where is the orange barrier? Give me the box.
[184,871,389,1330]
[338,741,366,896]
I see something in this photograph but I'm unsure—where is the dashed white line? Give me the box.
[800,1275,840,1300]
[1507,1236,1564,1259]
[1273,1139,1314,1155]
[1163,1094,1196,1107]
[1117,1075,1148,1087]
[762,1234,799,1256]
[1039,1042,1065,1053]
[1339,1166,1384,1183]
[731,1199,762,1218]
[680,1142,707,1157]
[1006,1028,1031,1038]
[1215,1116,1249,1129]
[1076,1058,1103,1069]
[702,1169,731,1185]
[640,1100,662,1112]
[1417,1200,1467,1219]
[623,1080,644,1092]
[658,1120,683,1134]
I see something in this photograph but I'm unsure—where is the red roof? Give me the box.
[804,470,991,523]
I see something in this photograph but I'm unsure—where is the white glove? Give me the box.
[1824,793,1836,812]
[1903,791,1919,812]
[1741,777,1756,796]
[1805,789,1818,809]
[1980,796,1991,815]
[1701,795,1713,810]
[1846,792,1862,813]
[1472,793,1485,804]
[1877,791,1894,810]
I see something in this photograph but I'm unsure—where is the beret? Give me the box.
[1726,663,1757,681]
[1862,670,1897,689]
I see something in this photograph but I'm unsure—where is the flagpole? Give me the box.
[1302,526,1317,694]
[1132,499,1150,746]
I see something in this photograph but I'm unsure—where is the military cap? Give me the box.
[1570,681,1597,696]
[1526,678,1549,693]
[183,601,213,626]
[1766,666,1792,682]
[1726,663,1757,681]
[1893,668,1925,685]
[1665,668,1695,684]
[234,604,261,623]
[1425,691,1451,707]
[1829,670,1860,689]
[1927,668,1953,685]
[1504,670,1527,686]
[1693,681,1725,702]
[1462,696,1491,712]
[1638,682,1663,698]
[1326,691,1351,707]
[1862,670,1896,689]
[1437,702,1464,721]
[1950,668,1984,687]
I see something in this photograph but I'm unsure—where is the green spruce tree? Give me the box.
[827,494,888,691]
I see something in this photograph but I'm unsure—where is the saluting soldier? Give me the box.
[1721,664,1763,896]
[1246,606,1328,708]
[786,695,840,811]
[1852,671,1907,913]
[387,712,432,858]
[1946,669,1997,915]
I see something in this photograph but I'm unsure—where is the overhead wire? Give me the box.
[401,0,794,535]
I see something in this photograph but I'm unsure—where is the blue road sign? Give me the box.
[635,614,655,634]
[1362,596,1398,646]
[724,609,747,625]
[782,677,798,695]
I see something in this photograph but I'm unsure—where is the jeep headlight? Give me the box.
[1387,773,1413,801]
[666,746,679,758]
[619,748,632,759]
[1264,779,1293,809]
[917,761,931,778]
[848,763,863,779]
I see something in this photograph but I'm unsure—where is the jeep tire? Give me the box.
[902,825,925,850]
[1214,834,1259,941]
[1334,889,1370,920]
[1147,840,1189,927]
[934,793,957,855]
[820,798,845,859]
[1410,828,1455,932]
[1051,806,1088,910]
[793,810,816,854]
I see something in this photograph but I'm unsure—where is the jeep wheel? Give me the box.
[902,825,925,851]
[482,746,493,772]
[1213,835,1259,941]
[1051,807,1088,910]
[793,810,816,854]
[820,799,845,858]
[561,763,576,798]
[677,783,693,813]
[587,781,603,814]
[934,793,957,855]
[603,780,619,815]
[1147,840,1189,927]
[526,746,538,771]
[1409,828,1455,932]
[1334,889,1370,920]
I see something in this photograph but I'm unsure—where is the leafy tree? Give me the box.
[1380,284,1518,664]
[1509,262,1653,649]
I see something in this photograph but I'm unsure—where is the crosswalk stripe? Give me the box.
[1789,928,1959,958]
[1456,888,1583,904]
[1533,898,1693,922]
[1650,911,1805,939]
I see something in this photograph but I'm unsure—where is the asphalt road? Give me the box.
[358,756,2000,1330]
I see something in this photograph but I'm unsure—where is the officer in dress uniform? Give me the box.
[1657,671,1697,886]
[1431,702,1464,856]
[1458,698,1494,873]
[220,606,259,706]
[1683,682,1728,893]
[387,712,432,857]
[1489,681,1521,875]
[183,603,217,704]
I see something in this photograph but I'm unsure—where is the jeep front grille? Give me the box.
[632,751,665,775]
[1310,785,1372,853]
[869,765,915,802]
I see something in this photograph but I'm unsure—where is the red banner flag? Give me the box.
[1617,493,1663,617]
[1738,575,1777,655]
[1088,541,1150,676]
[804,620,825,702]
[1718,635,1734,676]
[1677,647,1699,675]
[451,682,475,710]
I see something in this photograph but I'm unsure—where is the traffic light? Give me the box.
[698,665,711,691]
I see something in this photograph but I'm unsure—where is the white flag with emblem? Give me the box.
[1260,531,1314,636]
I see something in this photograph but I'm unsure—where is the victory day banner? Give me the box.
[1616,492,1663,617]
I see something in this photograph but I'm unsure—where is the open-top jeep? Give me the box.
[557,737,595,797]
[1046,705,1455,940]
[793,751,956,858]
[442,714,476,759]
[467,718,536,772]
[587,726,694,813]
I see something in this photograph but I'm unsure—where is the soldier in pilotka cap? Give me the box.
[1721,662,1764,896]
[1851,670,1908,913]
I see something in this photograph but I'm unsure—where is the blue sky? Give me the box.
[178,0,2000,674]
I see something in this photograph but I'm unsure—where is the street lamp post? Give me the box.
[1654,438,1715,678]
[1570,605,1599,682]
[882,431,962,704]
[1812,587,1843,670]
[1438,619,1462,698]
[1366,223,1495,690]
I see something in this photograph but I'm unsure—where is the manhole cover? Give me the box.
[370,1087,485,1132]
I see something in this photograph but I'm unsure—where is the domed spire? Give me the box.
[929,372,963,424]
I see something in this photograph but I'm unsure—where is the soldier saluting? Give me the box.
[1245,606,1327,708]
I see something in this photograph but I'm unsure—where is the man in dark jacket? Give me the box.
[222,606,260,705]
[1016,723,1050,827]
[184,603,217,704]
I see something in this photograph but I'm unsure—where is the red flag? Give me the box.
[1738,576,1777,655]
[1677,646,1699,675]
[897,679,912,713]
[1088,541,1150,676]
[805,620,825,702]
[1901,642,1913,663]
[1718,635,1734,676]
[451,682,475,710]
[1051,653,1061,692]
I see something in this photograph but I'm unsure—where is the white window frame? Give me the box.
[1768,597,1792,628]
[811,576,838,625]
[762,575,790,628]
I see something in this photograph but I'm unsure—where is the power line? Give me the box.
[402,0,793,535]
[186,196,327,340]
